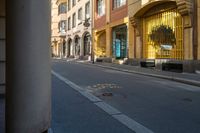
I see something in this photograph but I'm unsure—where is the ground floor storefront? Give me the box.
[93,0,200,72]
[52,31,92,60]
[93,18,130,63]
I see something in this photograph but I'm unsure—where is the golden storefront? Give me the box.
[129,0,199,72]
[143,5,183,60]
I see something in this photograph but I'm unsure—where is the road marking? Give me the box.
[95,102,121,115]
[52,70,154,133]
[113,114,154,133]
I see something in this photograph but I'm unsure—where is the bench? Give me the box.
[140,60,155,67]
[162,63,183,73]
[96,58,103,62]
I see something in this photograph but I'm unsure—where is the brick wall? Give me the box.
[0,0,5,94]
[110,2,128,23]
[94,0,106,29]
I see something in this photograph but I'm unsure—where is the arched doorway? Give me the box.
[67,38,72,57]
[74,36,80,56]
[96,31,106,57]
[62,41,66,57]
[142,2,183,60]
[83,33,91,56]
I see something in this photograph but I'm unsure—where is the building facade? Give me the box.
[93,0,130,62]
[51,0,67,58]
[92,0,200,72]
[128,0,200,72]
[66,0,92,60]
[51,0,92,60]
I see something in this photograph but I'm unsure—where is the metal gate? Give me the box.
[143,8,183,60]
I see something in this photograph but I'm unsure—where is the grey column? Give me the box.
[6,0,51,132]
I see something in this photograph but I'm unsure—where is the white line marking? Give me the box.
[95,102,121,115]
[113,114,154,133]
[79,91,102,102]
[52,70,154,133]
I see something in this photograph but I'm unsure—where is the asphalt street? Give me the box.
[52,59,200,133]
[52,75,134,133]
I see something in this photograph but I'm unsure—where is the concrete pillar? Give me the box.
[106,27,111,57]
[6,0,51,132]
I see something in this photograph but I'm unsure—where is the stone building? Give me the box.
[51,0,67,58]
[65,0,92,60]
[128,0,200,72]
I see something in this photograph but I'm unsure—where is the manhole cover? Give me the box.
[102,92,113,96]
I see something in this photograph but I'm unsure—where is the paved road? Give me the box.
[52,59,200,133]
[52,75,134,133]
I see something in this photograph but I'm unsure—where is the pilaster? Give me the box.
[106,26,111,57]
[127,20,134,58]
[177,0,194,60]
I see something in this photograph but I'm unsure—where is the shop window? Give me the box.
[58,20,66,33]
[72,13,76,28]
[58,2,67,14]
[113,0,126,9]
[85,2,90,19]
[97,0,105,17]
[112,25,127,59]
[143,8,183,60]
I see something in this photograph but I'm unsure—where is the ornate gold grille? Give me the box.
[143,8,183,60]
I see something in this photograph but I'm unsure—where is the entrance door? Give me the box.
[84,33,91,56]
[112,25,127,59]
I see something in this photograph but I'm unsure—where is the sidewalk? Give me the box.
[80,61,200,87]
